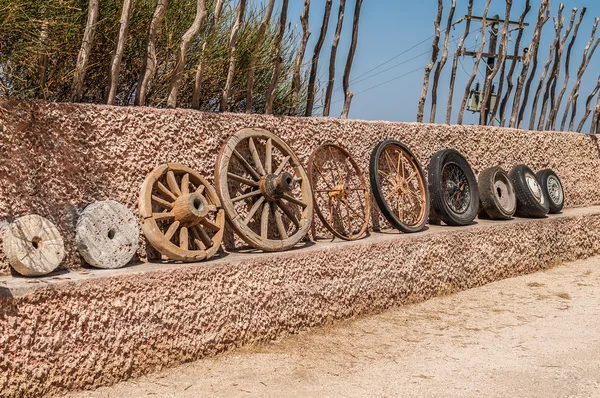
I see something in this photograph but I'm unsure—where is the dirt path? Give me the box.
[69,256,600,398]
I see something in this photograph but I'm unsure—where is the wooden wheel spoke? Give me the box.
[195,185,205,195]
[157,182,178,202]
[152,212,174,221]
[191,225,212,248]
[282,194,307,209]
[152,195,173,210]
[244,197,266,225]
[272,202,288,239]
[274,156,291,175]
[248,137,266,176]
[265,138,273,174]
[179,227,189,250]
[233,149,262,181]
[200,217,221,233]
[181,173,190,195]
[166,170,182,197]
[227,172,259,187]
[232,190,261,203]
[277,200,300,228]
[260,202,270,238]
[164,220,180,241]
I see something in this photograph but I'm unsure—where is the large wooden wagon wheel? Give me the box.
[308,144,370,240]
[215,128,313,252]
[139,163,225,262]
[369,139,430,233]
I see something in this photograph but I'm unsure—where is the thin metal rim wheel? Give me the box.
[139,163,225,262]
[524,171,546,206]
[308,143,370,241]
[215,128,314,252]
[442,162,472,215]
[547,175,563,207]
[370,140,429,233]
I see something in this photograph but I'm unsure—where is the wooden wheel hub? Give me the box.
[259,172,295,201]
[172,192,210,226]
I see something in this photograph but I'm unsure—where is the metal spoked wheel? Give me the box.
[215,128,313,252]
[369,139,429,233]
[442,163,471,214]
[308,144,370,240]
[139,163,225,262]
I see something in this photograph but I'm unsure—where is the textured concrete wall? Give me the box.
[1,207,600,397]
[1,101,600,275]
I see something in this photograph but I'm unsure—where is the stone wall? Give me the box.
[1,101,600,274]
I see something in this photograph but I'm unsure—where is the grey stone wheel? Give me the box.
[3,214,65,277]
[76,200,139,269]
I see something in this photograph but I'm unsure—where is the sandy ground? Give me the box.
[67,256,600,398]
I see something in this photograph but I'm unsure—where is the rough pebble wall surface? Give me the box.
[1,209,600,397]
[1,101,600,273]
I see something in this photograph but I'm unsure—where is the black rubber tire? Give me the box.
[427,149,479,226]
[537,169,564,214]
[369,139,430,233]
[509,165,549,218]
[478,166,516,220]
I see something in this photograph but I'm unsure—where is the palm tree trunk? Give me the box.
[430,0,456,124]
[340,0,364,119]
[167,0,208,108]
[135,0,169,106]
[192,0,225,110]
[446,0,474,125]
[245,0,276,113]
[323,0,346,117]
[220,0,248,112]
[498,0,531,127]
[305,0,333,116]
[106,0,133,105]
[289,0,311,116]
[265,0,290,115]
[417,0,443,123]
[70,0,99,102]
[457,0,491,125]
[549,7,586,130]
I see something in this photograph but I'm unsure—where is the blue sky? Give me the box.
[276,0,600,131]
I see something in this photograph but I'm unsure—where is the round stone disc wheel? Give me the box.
[369,139,429,233]
[215,128,313,252]
[536,169,564,214]
[3,215,65,277]
[76,200,139,269]
[308,144,370,241]
[509,164,550,218]
[139,163,225,262]
[477,166,517,220]
[428,149,479,226]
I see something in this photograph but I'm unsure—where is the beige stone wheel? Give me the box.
[3,214,65,276]
[139,163,225,262]
[215,128,313,252]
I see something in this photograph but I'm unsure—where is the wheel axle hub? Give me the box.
[172,192,209,227]
[260,172,295,201]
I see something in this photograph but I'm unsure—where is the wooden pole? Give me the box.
[265,0,290,115]
[340,0,364,119]
[305,0,333,116]
[417,0,443,123]
[107,0,133,105]
[70,0,99,102]
[446,0,474,125]
[430,0,456,124]
[289,0,311,116]
[576,75,600,133]
[323,0,347,117]
[220,0,247,112]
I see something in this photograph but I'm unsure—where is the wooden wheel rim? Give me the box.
[374,143,428,228]
[308,144,370,240]
[139,163,225,262]
[215,128,313,252]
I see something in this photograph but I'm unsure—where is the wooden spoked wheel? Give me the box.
[308,144,370,240]
[139,163,225,262]
[215,128,313,252]
[369,140,429,233]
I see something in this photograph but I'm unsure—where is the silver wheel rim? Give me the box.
[493,170,516,214]
[525,172,545,205]
[547,175,563,206]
